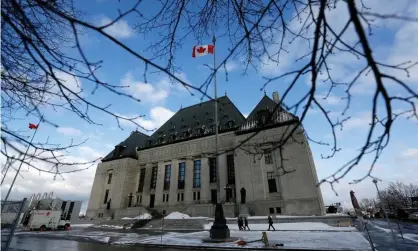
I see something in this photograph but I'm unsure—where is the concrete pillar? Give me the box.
[169,159,179,206]
[200,157,210,203]
[142,163,153,207]
[184,159,194,204]
[155,162,165,206]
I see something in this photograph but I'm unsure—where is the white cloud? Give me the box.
[57,127,82,136]
[316,93,342,105]
[119,106,175,131]
[402,148,418,158]
[122,71,194,103]
[79,146,104,159]
[51,71,83,100]
[122,73,169,104]
[243,113,249,118]
[343,112,372,130]
[224,61,239,72]
[100,17,133,39]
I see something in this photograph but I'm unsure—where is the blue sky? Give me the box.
[2,0,417,213]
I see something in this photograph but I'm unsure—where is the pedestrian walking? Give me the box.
[244,217,250,230]
[267,215,275,231]
[237,217,243,230]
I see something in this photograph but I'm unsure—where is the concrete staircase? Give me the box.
[140,219,209,231]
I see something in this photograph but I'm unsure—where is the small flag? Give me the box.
[29,123,38,130]
[192,45,214,58]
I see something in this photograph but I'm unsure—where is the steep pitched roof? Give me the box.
[237,94,298,134]
[102,131,150,162]
[142,95,246,149]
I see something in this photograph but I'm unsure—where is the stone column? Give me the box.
[200,157,210,203]
[155,161,165,207]
[142,163,153,207]
[184,159,194,204]
[169,159,179,206]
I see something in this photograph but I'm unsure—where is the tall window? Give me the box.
[267,172,277,193]
[138,168,145,192]
[193,160,201,188]
[103,189,109,204]
[164,164,171,190]
[227,155,235,185]
[265,150,273,164]
[107,173,112,184]
[150,166,158,189]
[178,162,185,189]
[209,157,217,183]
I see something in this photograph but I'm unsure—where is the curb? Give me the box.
[121,242,370,251]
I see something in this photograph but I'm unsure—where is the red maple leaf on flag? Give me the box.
[197,47,206,53]
[29,123,38,129]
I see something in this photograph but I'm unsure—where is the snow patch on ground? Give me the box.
[163,211,209,219]
[13,228,370,250]
[134,213,152,219]
[164,212,190,219]
[93,224,124,229]
[226,214,348,220]
[121,213,152,220]
[71,224,94,228]
[403,233,418,243]
[140,230,370,250]
[204,222,356,231]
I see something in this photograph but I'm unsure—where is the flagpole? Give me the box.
[2,116,42,206]
[212,35,221,204]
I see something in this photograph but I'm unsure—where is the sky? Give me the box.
[2,0,417,214]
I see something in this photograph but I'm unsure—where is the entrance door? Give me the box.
[211,190,217,204]
[149,194,155,208]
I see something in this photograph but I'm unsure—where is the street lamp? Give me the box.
[372,179,398,245]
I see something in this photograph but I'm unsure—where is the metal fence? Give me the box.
[1,198,27,251]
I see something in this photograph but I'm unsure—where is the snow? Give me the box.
[70,224,94,228]
[134,213,152,219]
[13,227,371,250]
[93,224,124,229]
[204,222,356,231]
[121,213,152,220]
[137,230,370,250]
[226,214,349,220]
[164,212,190,219]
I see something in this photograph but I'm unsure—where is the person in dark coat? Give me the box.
[267,215,275,231]
[244,217,250,230]
[237,217,243,230]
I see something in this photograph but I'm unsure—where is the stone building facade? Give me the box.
[86,93,325,218]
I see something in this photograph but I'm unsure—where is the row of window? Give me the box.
[104,172,278,207]
[106,151,272,188]
[103,155,277,206]
[136,156,236,193]
[107,151,273,187]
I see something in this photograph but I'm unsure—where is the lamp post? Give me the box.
[373,179,398,245]
[208,35,230,241]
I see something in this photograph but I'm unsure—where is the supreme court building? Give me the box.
[86,92,325,218]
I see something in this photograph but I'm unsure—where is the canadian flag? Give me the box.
[192,45,214,58]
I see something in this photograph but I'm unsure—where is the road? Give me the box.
[9,236,188,251]
[355,219,418,251]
